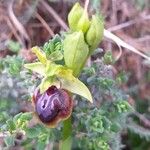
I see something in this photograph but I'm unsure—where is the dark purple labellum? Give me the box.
[32,86,72,127]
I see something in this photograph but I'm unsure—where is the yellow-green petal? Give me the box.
[32,46,47,64]
[24,62,45,76]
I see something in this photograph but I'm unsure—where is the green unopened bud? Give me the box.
[68,3,90,33]
[86,15,104,55]
[77,12,90,33]
[68,3,84,31]
[64,31,89,76]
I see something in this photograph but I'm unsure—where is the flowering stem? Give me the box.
[60,68,82,149]
[60,1,91,149]
[60,117,72,150]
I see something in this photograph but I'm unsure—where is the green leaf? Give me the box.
[26,127,41,138]
[19,112,32,122]
[7,40,21,53]
[56,67,93,103]
[4,135,15,147]
[103,51,114,64]
[13,113,23,122]
[24,62,45,76]
[6,119,16,132]
[36,141,46,150]
[32,46,47,64]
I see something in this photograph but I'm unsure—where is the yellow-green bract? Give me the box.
[63,31,89,77]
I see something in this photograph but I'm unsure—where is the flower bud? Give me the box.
[68,3,90,33]
[63,31,89,76]
[77,12,90,33]
[85,15,104,54]
[32,86,73,127]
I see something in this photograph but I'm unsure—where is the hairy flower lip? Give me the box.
[32,86,73,128]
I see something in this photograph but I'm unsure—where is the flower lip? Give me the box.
[32,86,73,127]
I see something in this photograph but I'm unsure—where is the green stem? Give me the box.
[60,62,83,150]
[60,117,72,150]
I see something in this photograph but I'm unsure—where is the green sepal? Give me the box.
[4,135,15,147]
[32,46,47,64]
[60,77,93,103]
[64,31,89,76]
[56,67,93,103]
[24,62,45,76]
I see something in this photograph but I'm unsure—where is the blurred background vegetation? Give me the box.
[0,0,150,149]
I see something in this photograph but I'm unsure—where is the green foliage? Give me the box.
[4,135,15,147]
[103,51,114,64]
[69,55,131,149]
[43,34,63,62]
[0,55,23,76]
[127,120,150,141]
[7,40,21,53]
[0,50,133,149]
[134,0,147,10]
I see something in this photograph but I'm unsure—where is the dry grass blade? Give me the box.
[8,0,30,47]
[104,29,150,61]
[40,0,69,31]
[35,12,55,37]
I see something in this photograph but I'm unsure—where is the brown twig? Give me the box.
[133,112,150,129]
[8,0,31,48]
[108,15,150,31]
[40,0,69,31]
[84,0,90,13]
[35,12,55,37]
[6,17,23,44]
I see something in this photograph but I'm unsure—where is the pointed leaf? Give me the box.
[32,46,47,64]
[24,62,45,76]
